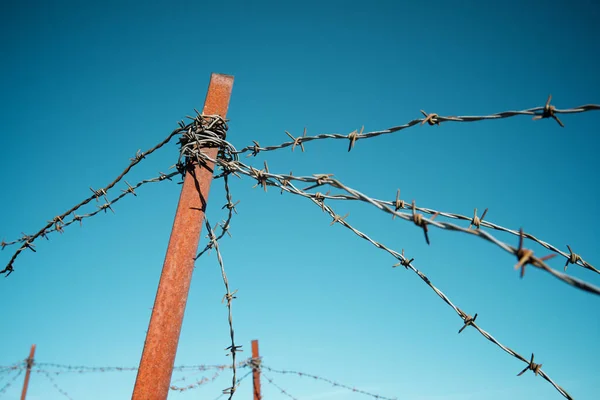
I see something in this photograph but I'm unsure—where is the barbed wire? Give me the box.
[204,158,599,296]
[0,366,22,396]
[234,95,599,156]
[301,190,596,274]
[0,111,230,277]
[183,100,597,400]
[2,98,598,399]
[176,130,580,399]
[212,370,253,400]
[0,360,246,397]
[196,173,238,260]
[0,360,246,396]
[170,371,221,392]
[176,113,243,399]
[261,372,299,400]
[0,351,570,399]
[283,195,573,399]
[32,364,139,374]
[0,363,20,376]
[261,365,396,400]
[204,219,242,399]
[1,356,403,399]
[28,360,244,375]
[39,370,74,400]
[4,98,597,278]
[0,162,179,277]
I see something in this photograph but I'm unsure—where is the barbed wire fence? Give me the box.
[0,357,396,400]
[1,96,599,399]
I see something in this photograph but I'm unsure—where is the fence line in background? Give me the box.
[0,355,396,400]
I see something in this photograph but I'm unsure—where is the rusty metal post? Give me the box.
[252,340,262,400]
[20,344,36,400]
[132,73,234,400]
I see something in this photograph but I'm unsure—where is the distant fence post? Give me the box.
[252,340,262,400]
[20,344,36,400]
[132,73,234,400]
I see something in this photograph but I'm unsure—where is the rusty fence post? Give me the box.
[132,73,234,400]
[20,344,36,400]
[252,340,262,400]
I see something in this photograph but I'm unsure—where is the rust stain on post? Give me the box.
[132,73,234,400]
[252,340,262,400]
[20,344,36,400]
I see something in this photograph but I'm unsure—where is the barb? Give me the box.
[213,370,253,400]
[205,220,241,399]
[178,113,235,170]
[235,97,599,156]
[261,365,396,400]
[261,372,299,400]
[196,174,237,260]
[343,193,596,274]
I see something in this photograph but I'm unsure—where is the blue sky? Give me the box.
[1,0,599,399]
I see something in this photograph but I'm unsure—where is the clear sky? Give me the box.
[1,1,599,399]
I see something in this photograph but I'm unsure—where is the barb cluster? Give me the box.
[178,113,237,169]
